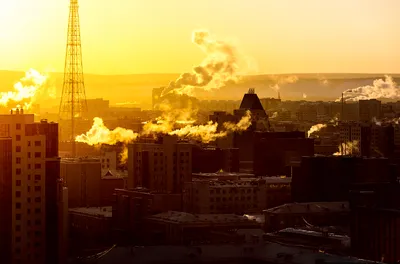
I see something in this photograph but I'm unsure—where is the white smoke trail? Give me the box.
[307,124,327,138]
[333,140,359,156]
[338,75,399,102]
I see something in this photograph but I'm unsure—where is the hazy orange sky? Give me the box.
[0,0,398,75]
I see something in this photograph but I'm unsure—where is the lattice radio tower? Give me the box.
[59,0,87,157]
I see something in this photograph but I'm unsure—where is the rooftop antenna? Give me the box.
[278,91,281,100]
[248,88,255,94]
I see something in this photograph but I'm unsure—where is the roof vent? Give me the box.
[248,88,255,94]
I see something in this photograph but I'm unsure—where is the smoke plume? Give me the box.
[223,110,251,132]
[302,93,307,99]
[169,122,226,143]
[75,117,139,146]
[339,75,399,102]
[307,124,327,138]
[269,75,299,92]
[0,69,54,109]
[333,140,359,156]
[161,30,239,96]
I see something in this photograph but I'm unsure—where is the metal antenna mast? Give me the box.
[59,0,87,157]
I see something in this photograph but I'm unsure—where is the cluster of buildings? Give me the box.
[1,89,400,264]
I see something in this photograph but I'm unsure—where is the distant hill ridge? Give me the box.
[1,70,400,108]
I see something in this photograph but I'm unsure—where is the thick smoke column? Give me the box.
[339,75,399,102]
[161,30,238,96]
[307,124,327,138]
[75,117,139,145]
[0,69,54,109]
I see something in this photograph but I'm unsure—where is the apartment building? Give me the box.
[0,109,62,264]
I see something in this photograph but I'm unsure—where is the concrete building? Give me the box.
[252,132,314,176]
[112,188,182,243]
[61,157,102,208]
[0,111,62,264]
[68,207,113,255]
[339,121,394,157]
[359,99,381,122]
[145,211,260,245]
[183,175,291,214]
[349,183,400,263]
[291,156,396,203]
[127,135,192,193]
[263,202,349,233]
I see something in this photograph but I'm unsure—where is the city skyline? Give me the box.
[0,0,399,75]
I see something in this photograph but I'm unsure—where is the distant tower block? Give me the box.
[59,0,87,157]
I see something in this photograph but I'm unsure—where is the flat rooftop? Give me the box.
[69,206,112,218]
[192,176,291,187]
[264,201,349,214]
[148,211,259,225]
[61,157,101,163]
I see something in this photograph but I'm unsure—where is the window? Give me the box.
[34,208,41,214]
[27,209,30,214]
[16,180,21,186]
[34,175,40,181]
[15,237,21,243]
[35,220,41,225]
[16,146,21,152]
[15,247,21,254]
[16,157,21,164]
[34,231,41,237]
[28,174,31,180]
[27,220,31,226]
[16,203,21,209]
[16,135,21,141]
[28,141,31,147]
[15,225,21,231]
[34,152,41,158]
[34,164,41,169]
[27,198,31,203]
[34,141,41,147]
[16,191,21,197]
[28,152,31,158]
[16,168,22,175]
[34,186,41,192]
[27,186,31,192]
[34,197,41,203]
[16,214,21,220]
[16,123,21,130]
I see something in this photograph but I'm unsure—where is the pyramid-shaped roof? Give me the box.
[239,88,265,111]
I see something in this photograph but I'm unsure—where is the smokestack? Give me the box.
[10,109,13,115]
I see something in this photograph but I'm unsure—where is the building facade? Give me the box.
[0,111,62,264]
[183,175,291,214]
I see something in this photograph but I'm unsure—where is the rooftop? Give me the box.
[61,157,101,163]
[69,206,112,218]
[148,211,259,225]
[192,176,291,187]
[264,202,349,214]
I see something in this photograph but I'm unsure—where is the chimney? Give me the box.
[16,108,20,115]
[10,109,13,115]
[20,108,24,114]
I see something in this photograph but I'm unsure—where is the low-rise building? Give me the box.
[263,201,349,232]
[68,207,113,255]
[145,211,260,245]
[183,175,291,214]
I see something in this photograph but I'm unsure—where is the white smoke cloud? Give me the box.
[161,30,239,96]
[302,93,307,99]
[307,124,327,138]
[339,75,399,102]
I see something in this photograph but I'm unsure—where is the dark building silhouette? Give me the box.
[192,146,239,173]
[292,156,396,203]
[253,132,314,176]
[0,137,12,264]
[25,120,61,264]
[349,183,400,263]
